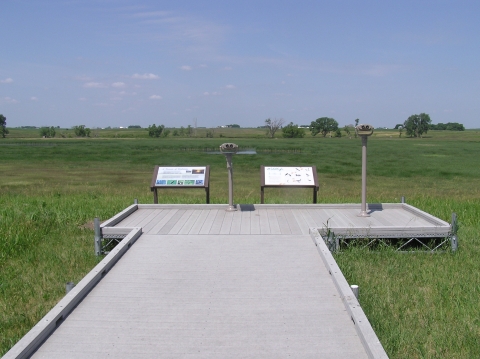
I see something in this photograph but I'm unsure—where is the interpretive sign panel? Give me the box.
[150,166,210,204]
[264,166,315,186]
[261,165,319,203]
[154,167,207,186]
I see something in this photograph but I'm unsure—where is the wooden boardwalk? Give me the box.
[6,202,451,359]
[112,203,451,238]
[30,234,370,358]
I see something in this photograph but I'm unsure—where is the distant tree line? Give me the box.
[429,122,465,131]
[395,120,465,132]
[265,117,344,138]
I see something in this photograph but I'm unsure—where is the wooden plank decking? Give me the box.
[112,203,451,238]
[6,202,451,359]
[30,234,370,359]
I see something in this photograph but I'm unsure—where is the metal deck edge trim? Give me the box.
[309,228,389,359]
[2,227,143,359]
[316,227,451,238]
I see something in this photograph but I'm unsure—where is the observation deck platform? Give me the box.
[5,203,452,359]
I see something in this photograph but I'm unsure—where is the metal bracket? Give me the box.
[94,217,128,256]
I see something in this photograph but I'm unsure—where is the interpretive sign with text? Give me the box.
[260,165,318,203]
[150,166,210,204]
[264,166,315,186]
[154,167,206,186]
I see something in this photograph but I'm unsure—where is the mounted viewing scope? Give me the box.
[355,124,374,136]
[219,143,239,154]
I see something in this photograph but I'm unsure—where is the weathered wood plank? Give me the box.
[275,209,292,234]
[148,209,179,234]
[299,208,322,228]
[187,209,209,235]
[267,209,282,234]
[250,210,261,234]
[240,210,251,234]
[157,210,186,235]
[135,209,164,228]
[289,209,311,235]
[258,209,271,234]
[208,209,226,234]
[168,210,194,234]
[199,209,218,234]
[220,211,234,234]
[283,209,304,235]
[177,210,202,235]
[141,209,166,233]
[229,211,242,234]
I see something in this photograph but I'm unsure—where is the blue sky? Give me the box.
[1,0,479,129]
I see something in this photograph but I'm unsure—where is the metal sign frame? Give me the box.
[150,165,210,204]
[260,165,319,204]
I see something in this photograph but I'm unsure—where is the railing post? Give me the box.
[451,213,458,252]
[355,124,374,217]
[94,217,102,256]
[351,285,359,300]
[66,282,75,294]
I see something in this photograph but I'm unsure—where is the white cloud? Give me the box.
[132,73,159,79]
[3,97,19,103]
[78,97,87,101]
[203,92,210,96]
[1,78,13,84]
[180,65,192,71]
[30,96,38,101]
[112,82,126,88]
[225,84,236,89]
[223,67,232,71]
[149,95,162,100]
[84,82,107,88]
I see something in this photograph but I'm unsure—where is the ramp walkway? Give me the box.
[5,202,452,358]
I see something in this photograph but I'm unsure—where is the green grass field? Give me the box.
[1,128,480,358]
